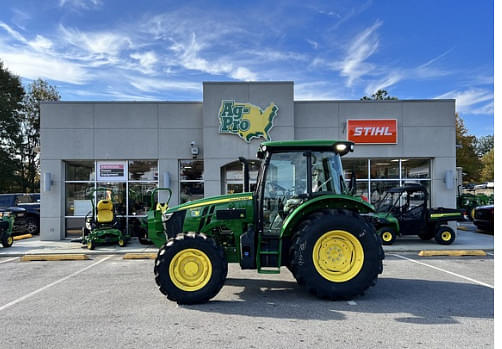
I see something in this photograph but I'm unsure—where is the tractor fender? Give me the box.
[280,194,375,238]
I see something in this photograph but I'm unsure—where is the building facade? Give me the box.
[40,81,456,240]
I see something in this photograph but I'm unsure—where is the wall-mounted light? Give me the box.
[43,172,54,192]
[190,141,199,159]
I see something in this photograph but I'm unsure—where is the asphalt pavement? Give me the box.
[0,253,493,348]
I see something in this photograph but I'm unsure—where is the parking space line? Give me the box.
[486,252,494,256]
[389,253,494,289]
[0,257,18,264]
[0,256,113,312]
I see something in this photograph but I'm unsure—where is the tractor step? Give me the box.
[257,234,282,273]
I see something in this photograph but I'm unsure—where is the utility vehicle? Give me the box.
[81,187,128,250]
[372,184,463,245]
[132,188,172,244]
[0,207,17,248]
[152,140,384,304]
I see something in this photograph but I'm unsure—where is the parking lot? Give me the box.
[0,247,494,348]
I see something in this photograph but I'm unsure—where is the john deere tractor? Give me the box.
[152,140,384,304]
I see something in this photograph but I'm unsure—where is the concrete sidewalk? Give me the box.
[0,222,493,257]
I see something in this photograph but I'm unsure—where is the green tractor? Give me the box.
[81,187,129,250]
[372,184,463,245]
[151,140,384,304]
[0,208,16,248]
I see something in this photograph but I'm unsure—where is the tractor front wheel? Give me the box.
[1,234,13,248]
[378,227,397,245]
[290,209,384,300]
[154,233,228,304]
[435,226,456,245]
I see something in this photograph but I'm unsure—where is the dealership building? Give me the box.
[40,81,456,240]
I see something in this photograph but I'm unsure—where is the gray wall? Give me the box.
[40,81,456,240]
[40,102,202,240]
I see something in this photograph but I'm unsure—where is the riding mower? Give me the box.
[81,187,128,250]
[150,140,384,305]
[131,188,172,245]
[371,183,463,245]
[0,207,16,248]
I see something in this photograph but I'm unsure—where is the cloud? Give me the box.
[28,35,53,51]
[128,76,201,93]
[435,88,493,114]
[294,81,350,100]
[59,0,102,10]
[130,51,158,73]
[0,21,28,43]
[331,20,382,86]
[364,71,403,95]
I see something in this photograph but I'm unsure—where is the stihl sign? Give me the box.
[347,119,397,144]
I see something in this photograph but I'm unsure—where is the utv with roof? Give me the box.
[151,140,384,304]
[372,183,463,245]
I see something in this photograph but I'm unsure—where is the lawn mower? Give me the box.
[81,187,128,250]
[131,187,172,245]
[150,140,384,304]
[0,207,16,248]
[372,183,463,245]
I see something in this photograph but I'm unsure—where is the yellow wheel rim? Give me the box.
[7,236,13,245]
[312,230,364,283]
[169,249,212,291]
[87,241,92,249]
[381,231,393,242]
[118,239,125,247]
[441,231,452,241]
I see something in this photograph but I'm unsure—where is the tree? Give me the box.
[456,114,481,183]
[0,60,24,192]
[479,148,494,182]
[361,89,398,100]
[475,135,493,157]
[19,79,60,192]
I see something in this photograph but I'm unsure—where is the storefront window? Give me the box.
[221,159,261,194]
[402,159,431,179]
[179,160,204,204]
[371,159,399,179]
[370,180,401,203]
[129,183,157,215]
[343,158,368,179]
[65,183,94,216]
[95,183,126,215]
[66,161,95,181]
[129,160,158,181]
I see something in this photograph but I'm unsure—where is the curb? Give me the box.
[20,254,90,262]
[13,234,33,241]
[418,250,487,257]
[123,253,157,260]
[0,250,158,258]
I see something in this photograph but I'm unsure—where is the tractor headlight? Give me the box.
[85,221,92,230]
[335,143,347,153]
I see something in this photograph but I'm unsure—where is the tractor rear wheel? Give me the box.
[154,233,227,305]
[290,209,384,300]
[435,225,456,245]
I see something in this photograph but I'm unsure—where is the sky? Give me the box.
[0,0,494,137]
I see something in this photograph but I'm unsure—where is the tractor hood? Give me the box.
[170,192,254,213]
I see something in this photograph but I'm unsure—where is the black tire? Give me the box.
[435,225,456,245]
[154,233,228,305]
[25,216,39,235]
[378,227,397,245]
[418,232,434,240]
[289,209,384,300]
[118,238,127,247]
[1,234,13,248]
[87,240,95,250]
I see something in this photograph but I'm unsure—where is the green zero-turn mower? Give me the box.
[131,188,172,244]
[151,140,385,304]
[0,207,16,248]
[81,187,129,250]
[371,183,463,245]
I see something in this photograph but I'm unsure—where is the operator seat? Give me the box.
[96,200,114,224]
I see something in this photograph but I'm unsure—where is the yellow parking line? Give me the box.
[418,250,487,257]
[457,226,471,231]
[13,234,33,241]
[123,253,157,260]
[20,254,90,262]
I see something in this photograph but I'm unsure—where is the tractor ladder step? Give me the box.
[257,234,282,274]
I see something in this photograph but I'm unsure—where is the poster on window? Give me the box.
[97,161,127,181]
